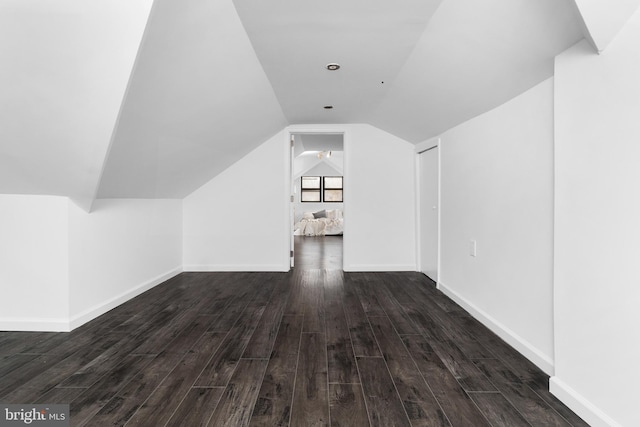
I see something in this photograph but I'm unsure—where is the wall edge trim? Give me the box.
[343,264,416,272]
[550,376,622,427]
[438,281,554,375]
[68,266,183,331]
[183,264,289,272]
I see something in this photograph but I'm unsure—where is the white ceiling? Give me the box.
[233,0,444,124]
[293,134,344,178]
[293,134,344,156]
[2,0,619,202]
[234,0,583,143]
[572,0,640,52]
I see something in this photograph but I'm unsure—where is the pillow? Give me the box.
[326,209,336,219]
[302,212,314,220]
[313,209,327,218]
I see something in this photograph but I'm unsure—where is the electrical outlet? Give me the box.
[470,240,477,257]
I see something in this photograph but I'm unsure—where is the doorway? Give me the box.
[419,145,438,282]
[290,132,344,269]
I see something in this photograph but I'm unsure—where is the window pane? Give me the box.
[324,176,342,189]
[324,189,343,202]
[301,190,321,202]
[301,176,320,189]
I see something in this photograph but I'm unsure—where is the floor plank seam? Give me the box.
[361,297,413,426]
[190,386,225,389]
[141,327,231,427]
[120,355,179,427]
[396,321,454,426]
[246,285,291,425]
[341,297,373,427]
[54,386,88,389]
[324,317,332,427]
[290,312,305,426]
[526,382,581,427]
[484,381,534,427]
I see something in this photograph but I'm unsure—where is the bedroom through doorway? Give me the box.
[290,132,344,269]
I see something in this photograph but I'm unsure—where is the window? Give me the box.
[323,176,343,202]
[300,175,344,202]
[301,176,321,202]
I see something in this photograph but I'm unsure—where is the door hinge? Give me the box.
[291,195,294,202]
[290,250,294,258]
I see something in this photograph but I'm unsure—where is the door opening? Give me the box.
[290,132,344,270]
[419,145,439,282]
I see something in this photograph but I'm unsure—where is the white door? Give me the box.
[290,135,295,268]
[419,147,438,282]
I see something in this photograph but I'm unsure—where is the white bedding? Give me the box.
[294,217,344,236]
[294,209,344,236]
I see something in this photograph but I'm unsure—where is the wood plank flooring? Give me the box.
[0,236,589,426]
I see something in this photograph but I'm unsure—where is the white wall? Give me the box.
[68,199,183,328]
[0,195,70,331]
[290,124,416,271]
[0,122,416,331]
[294,161,343,222]
[183,124,416,272]
[438,78,555,374]
[552,11,640,426]
[0,196,182,332]
[183,131,290,271]
[304,124,416,271]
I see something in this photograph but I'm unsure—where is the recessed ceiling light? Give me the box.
[326,63,340,71]
[323,105,334,109]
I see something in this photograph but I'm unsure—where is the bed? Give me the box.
[294,209,344,236]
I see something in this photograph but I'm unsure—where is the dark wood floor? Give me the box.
[0,236,588,426]
[294,235,343,270]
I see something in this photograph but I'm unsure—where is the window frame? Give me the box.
[300,176,322,203]
[322,176,343,203]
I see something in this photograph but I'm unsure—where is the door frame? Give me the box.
[415,138,441,286]
[286,126,347,270]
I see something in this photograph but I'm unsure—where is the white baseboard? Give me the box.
[0,318,71,332]
[183,264,289,272]
[438,281,554,375]
[68,266,183,330]
[343,264,416,272]
[550,376,621,427]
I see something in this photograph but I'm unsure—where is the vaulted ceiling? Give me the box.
[293,134,344,178]
[2,0,637,208]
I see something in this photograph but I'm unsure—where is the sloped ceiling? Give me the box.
[294,134,344,156]
[293,134,344,177]
[2,0,593,201]
[0,0,153,209]
[96,0,287,198]
[297,161,343,184]
[294,154,344,181]
[369,0,584,142]
[572,0,640,52]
